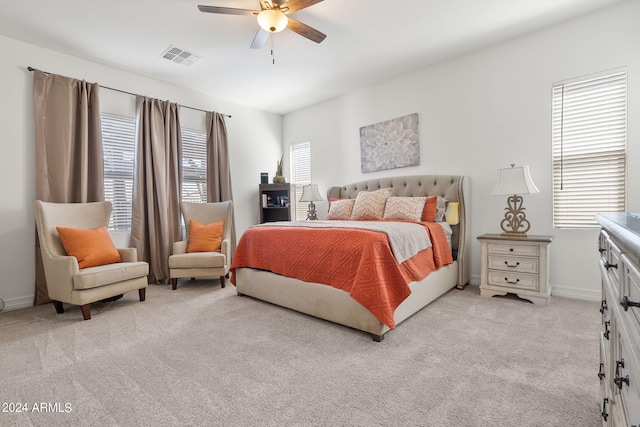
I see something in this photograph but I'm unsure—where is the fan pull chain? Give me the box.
[271,35,276,65]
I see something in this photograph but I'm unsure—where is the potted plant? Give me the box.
[273,156,285,183]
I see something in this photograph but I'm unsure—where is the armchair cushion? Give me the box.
[56,225,121,269]
[73,261,149,290]
[169,252,226,269]
[187,220,224,253]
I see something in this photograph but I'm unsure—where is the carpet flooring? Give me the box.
[0,280,600,426]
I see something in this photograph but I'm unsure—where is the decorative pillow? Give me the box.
[422,196,449,222]
[327,199,355,220]
[187,220,224,253]
[383,197,427,221]
[56,226,121,269]
[350,188,393,220]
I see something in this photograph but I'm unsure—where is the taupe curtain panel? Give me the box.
[130,96,182,285]
[206,111,236,254]
[33,69,104,304]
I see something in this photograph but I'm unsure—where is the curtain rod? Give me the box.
[27,66,231,118]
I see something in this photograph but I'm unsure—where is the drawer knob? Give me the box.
[504,261,520,268]
[603,320,610,340]
[509,248,514,252]
[598,246,606,254]
[504,277,519,285]
[601,397,609,421]
[600,299,608,314]
[604,261,618,270]
[621,295,640,311]
[598,363,605,380]
[614,374,630,389]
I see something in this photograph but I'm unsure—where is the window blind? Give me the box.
[552,69,627,228]
[101,114,135,230]
[290,141,311,221]
[182,128,207,203]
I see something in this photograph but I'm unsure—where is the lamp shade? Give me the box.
[299,184,323,202]
[490,165,540,196]
[257,9,288,33]
[445,202,459,225]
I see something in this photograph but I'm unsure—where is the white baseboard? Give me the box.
[551,284,600,302]
[0,295,34,312]
[467,275,600,302]
[468,274,481,287]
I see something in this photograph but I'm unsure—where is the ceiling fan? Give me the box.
[198,0,327,49]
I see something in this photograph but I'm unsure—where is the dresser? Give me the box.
[597,213,640,426]
[477,234,553,305]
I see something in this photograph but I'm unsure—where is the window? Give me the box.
[552,69,627,228]
[290,141,311,220]
[102,115,208,230]
[102,114,135,230]
[182,128,207,203]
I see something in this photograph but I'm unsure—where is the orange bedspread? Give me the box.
[230,221,453,328]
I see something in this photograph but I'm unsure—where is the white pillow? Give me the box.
[383,197,427,221]
[350,188,393,220]
[327,199,355,220]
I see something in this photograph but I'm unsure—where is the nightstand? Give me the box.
[477,233,553,305]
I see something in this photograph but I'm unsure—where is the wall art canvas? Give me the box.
[360,113,420,173]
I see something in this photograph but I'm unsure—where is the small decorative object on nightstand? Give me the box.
[477,233,553,305]
[273,156,286,183]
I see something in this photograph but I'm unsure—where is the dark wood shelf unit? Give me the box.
[259,183,291,223]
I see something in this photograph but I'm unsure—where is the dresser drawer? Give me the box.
[605,237,624,298]
[488,255,539,274]
[616,321,640,426]
[599,230,610,261]
[622,254,640,344]
[487,271,539,292]
[487,242,539,257]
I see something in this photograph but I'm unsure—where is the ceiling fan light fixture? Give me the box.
[257,9,288,33]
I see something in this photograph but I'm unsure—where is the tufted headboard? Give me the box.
[327,175,470,288]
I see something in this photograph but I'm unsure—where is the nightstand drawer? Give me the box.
[488,255,539,274]
[487,271,539,291]
[487,242,539,257]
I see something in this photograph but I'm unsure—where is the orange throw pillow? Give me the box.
[187,220,224,253]
[422,196,438,222]
[56,226,121,269]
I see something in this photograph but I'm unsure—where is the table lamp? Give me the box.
[300,184,323,220]
[490,164,539,236]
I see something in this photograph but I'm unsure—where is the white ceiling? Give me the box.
[0,0,625,115]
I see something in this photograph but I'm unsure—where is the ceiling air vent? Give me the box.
[161,46,203,67]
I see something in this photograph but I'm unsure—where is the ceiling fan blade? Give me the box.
[250,28,270,49]
[197,5,258,16]
[286,17,326,43]
[279,0,324,14]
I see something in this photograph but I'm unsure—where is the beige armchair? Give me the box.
[34,200,149,320]
[169,201,234,290]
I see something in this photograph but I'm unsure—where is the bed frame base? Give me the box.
[235,261,458,341]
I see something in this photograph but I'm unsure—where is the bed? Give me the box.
[231,175,470,341]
